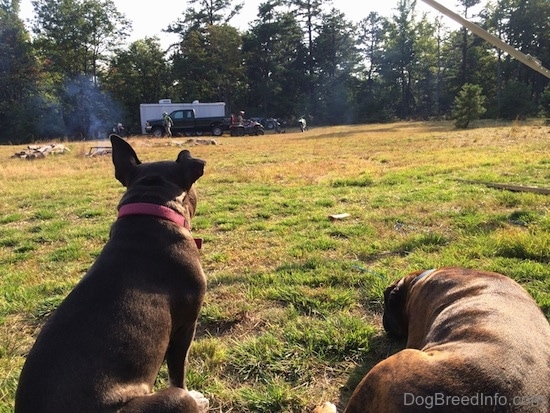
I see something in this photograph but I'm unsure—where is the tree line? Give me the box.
[1,0,550,142]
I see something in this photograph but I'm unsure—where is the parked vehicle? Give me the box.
[263,118,279,130]
[250,117,280,130]
[139,100,226,135]
[229,119,265,136]
[145,109,230,137]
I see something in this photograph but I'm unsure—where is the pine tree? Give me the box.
[452,83,486,128]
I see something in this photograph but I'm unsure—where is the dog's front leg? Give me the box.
[166,322,198,388]
[119,387,206,413]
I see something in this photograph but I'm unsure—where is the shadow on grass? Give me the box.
[335,334,407,410]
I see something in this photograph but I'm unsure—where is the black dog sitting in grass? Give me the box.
[16,135,209,413]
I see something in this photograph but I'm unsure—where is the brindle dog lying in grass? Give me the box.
[314,267,550,413]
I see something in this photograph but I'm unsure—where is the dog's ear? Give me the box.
[110,135,142,187]
[382,278,409,339]
[176,150,206,186]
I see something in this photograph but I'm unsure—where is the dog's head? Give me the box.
[382,271,427,339]
[382,278,409,339]
[110,135,205,219]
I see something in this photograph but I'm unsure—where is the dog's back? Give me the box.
[16,223,205,411]
[415,270,549,409]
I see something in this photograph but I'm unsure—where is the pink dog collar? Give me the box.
[117,203,203,249]
[118,203,188,228]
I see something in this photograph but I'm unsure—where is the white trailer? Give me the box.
[139,100,226,134]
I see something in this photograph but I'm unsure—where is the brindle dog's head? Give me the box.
[382,278,409,339]
[382,270,426,339]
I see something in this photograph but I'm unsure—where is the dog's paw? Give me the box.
[188,390,209,413]
[313,401,337,413]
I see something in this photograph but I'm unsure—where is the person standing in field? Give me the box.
[163,112,173,137]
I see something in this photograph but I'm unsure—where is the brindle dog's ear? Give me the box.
[176,150,206,188]
[110,135,141,187]
[382,278,409,339]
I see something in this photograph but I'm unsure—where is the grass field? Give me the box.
[1,120,549,412]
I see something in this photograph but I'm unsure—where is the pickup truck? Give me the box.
[145,109,230,137]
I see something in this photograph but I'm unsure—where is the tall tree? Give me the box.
[0,0,40,142]
[312,9,360,124]
[166,0,245,111]
[171,24,244,106]
[284,0,331,117]
[498,0,550,106]
[167,0,243,34]
[29,0,131,137]
[31,0,130,80]
[383,0,417,119]
[102,37,172,132]
[440,26,497,117]
[2,0,20,13]
[481,0,506,114]
[242,3,308,118]
[355,12,389,122]
[412,15,438,119]
[284,0,327,74]
[457,0,481,84]
[357,12,386,83]
[313,9,359,78]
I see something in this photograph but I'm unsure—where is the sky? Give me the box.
[18,0,464,49]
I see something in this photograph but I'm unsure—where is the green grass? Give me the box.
[1,120,549,412]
